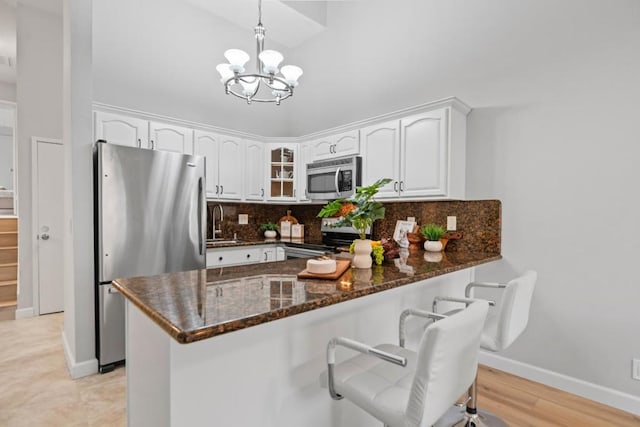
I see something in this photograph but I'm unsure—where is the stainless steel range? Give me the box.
[282,218,371,259]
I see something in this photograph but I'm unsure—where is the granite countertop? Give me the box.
[112,251,501,344]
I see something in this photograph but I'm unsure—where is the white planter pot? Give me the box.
[264,230,277,239]
[352,239,373,269]
[423,240,443,252]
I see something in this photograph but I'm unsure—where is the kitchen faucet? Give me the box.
[212,204,224,239]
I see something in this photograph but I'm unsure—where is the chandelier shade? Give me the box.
[216,0,303,105]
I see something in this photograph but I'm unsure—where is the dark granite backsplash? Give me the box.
[208,200,501,254]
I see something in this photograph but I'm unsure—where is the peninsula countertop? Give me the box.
[112,251,501,344]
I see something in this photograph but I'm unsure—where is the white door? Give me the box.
[311,137,333,161]
[361,120,400,198]
[149,121,194,154]
[400,110,448,197]
[33,138,64,314]
[245,139,265,201]
[94,111,149,148]
[194,131,220,198]
[333,130,360,158]
[218,137,243,200]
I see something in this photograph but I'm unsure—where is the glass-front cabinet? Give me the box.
[267,144,297,201]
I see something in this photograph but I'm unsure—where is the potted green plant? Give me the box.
[259,222,279,239]
[420,223,445,252]
[317,178,392,268]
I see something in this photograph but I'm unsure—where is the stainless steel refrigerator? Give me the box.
[94,141,206,372]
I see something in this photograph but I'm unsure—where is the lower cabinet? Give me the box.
[206,245,285,268]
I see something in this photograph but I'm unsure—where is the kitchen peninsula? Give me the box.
[113,250,500,426]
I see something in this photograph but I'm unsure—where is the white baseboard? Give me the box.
[479,351,640,416]
[15,307,34,319]
[62,331,98,379]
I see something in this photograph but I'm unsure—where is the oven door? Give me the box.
[284,247,327,259]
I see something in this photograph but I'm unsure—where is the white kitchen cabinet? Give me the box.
[94,111,149,148]
[245,139,266,201]
[361,105,466,200]
[267,144,297,201]
[296,141,313,202]
[310,130,360,161]
[206,246,261,268]
[361,120,400,198]
[149,121,194,154]
[194,130,243,200]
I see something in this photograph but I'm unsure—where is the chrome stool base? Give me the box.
[437,407,509,427]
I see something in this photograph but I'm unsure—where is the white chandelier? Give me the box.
[216,0,303,105]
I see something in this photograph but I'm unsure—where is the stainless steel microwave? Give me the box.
[306,156,362,200]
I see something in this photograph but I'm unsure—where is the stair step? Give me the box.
[0,301,16,321]
[0,264,17,282]
[0,280,16,302]
[0,247,18,264]
[0,233,17,247]
[0,218,17,232]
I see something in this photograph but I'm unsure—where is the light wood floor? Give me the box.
[0,313,638,426]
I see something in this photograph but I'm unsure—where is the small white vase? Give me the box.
[423,240,443,252]
[352,239,373,269]
[264,230,277,239]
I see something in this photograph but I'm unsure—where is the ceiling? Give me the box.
[0,1,16,83]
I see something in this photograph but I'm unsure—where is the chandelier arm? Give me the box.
[224,74,293,91]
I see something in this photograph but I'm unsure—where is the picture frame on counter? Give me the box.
[393,220,417,242]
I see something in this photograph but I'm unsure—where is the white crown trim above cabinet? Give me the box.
[93,96,470,204]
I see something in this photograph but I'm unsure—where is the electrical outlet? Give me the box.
[633,359,640,381]
[238,214,248,225]
[447,216,457,231]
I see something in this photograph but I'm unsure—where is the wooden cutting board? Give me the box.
[278,209,298,225]
[297,259,351,280]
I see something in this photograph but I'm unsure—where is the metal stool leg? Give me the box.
[448,374,508,427]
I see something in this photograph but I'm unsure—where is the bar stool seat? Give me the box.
[321,301,490,427]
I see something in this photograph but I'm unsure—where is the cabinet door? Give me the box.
[333,130,360,158]
[311,138,333,161]
[400,110,448,198]
[149,121,194,154]
[94,111,149,148]
[194,130,220,198]
[297,142,313,202]
[267,144,296,201]
[218,136,244,200]
[245,140,265,201]
[361,120,400,199]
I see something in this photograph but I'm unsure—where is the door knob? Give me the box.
[41,233,50,240]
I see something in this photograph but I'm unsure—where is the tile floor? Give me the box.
[0,313,125,426]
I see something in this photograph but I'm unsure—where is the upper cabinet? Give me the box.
[296,142,313,202]
[194,130,243,200]
[310,130,360,162]
[267,144,297,201]
[149,121,194,154]
[361,102,468,200]
[94,111,149,148]
[245,140,266,201]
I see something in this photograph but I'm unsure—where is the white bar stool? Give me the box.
[321,300,490,427]
[433,270,537,427]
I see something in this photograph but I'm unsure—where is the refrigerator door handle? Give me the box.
[198,177,204,256]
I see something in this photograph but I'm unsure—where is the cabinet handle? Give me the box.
[264,252,267,261]
[394,181,399,192]
[400,181,405,192]
[219,256,223,261]
[220,185,224,195]
[137,138,142,148]
[261,188,264,197]
[246,253,251,258]
[215,185,219,195]
[294,189,296,198]
[150,139,155,150]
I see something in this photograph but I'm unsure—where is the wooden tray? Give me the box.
[297,260,351,280]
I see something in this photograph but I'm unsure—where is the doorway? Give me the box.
[32,137,64,315]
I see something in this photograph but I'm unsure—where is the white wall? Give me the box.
[284,0,640,400]
[92,0,292,137]
[16,3,63,313]
[0,82,16,102]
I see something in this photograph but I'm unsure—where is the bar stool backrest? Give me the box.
[492,270,537,351]
[407,300,489,427]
